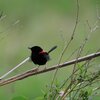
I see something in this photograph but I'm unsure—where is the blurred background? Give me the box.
[0,0,100,100]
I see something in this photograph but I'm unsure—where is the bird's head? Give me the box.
[28,46,43,54]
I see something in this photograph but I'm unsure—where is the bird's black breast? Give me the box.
[31,53,50,65]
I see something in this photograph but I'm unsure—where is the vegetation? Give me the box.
[0,0,100,100]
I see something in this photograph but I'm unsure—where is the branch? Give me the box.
[0,52,100,87]
[51,0,80,87]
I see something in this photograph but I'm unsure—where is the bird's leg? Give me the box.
[32,65,39,73]
[36,65,40,70]
[44,64,47,70]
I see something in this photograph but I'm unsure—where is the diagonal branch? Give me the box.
[0,52,100,87]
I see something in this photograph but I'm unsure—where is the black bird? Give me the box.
[29,46,57,65]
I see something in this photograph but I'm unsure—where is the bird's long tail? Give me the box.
[48,46,57,54]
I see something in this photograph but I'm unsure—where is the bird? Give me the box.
[29,46,57,65]
[0,46,57,80]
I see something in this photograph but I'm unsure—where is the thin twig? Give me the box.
[51,0,79,87]
[0,11,3,19]
[0,52,100,87]
[0,57,30,80]
[61,0,79,99]
[0,20,20,41]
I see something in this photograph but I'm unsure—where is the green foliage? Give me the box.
[34,96,44,100]
[79,90,89,100]
[0,0,99,100]
[11,96,28,100]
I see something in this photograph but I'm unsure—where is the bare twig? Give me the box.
[0,57,30,80]
[0,11,3,19]
[0,52,100,87]
[0,11,6,21]
[0,20,20,41]
[60,0,80,99]
[51,0,79,87]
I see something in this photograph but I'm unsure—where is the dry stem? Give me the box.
[0,52,100,87]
